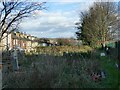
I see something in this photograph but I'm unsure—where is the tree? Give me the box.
[56,38,70,46]
[75,2,118,47]
[0,0,46,42]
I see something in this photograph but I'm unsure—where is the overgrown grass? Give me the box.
[92,48,120,88]
[2,54,100,88]
[2,46,119,88]
[99,56,120,88]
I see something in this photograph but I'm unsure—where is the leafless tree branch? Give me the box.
[0,1,46,42]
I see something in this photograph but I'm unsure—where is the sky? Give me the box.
[19,0,120,38]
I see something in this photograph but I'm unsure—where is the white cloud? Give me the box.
[19,1,98,38]
[20,10,78,38]
[45,0,119,2]
[6,0,119,2]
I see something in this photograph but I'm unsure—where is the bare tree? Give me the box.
[0,0,46,42]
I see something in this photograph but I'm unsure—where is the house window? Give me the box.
[23,43,25,46]
[14,33,16,36]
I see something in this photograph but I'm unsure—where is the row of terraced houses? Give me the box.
[0,32,39,52]
[0,31,83,52]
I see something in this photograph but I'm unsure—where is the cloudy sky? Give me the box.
[19,0,119,38]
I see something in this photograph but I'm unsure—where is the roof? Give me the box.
[12,33,36,41]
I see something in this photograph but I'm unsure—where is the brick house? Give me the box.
[0,32,39,52]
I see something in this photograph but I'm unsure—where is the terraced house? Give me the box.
[0,32,39,52]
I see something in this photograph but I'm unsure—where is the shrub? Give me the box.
[31,46,93,56]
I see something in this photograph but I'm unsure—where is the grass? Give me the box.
[99,56,120,88]
[3,54,100,88]
[2,46,120,88]
[92,48,120,88]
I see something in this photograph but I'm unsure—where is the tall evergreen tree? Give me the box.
[76,2,118,47]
